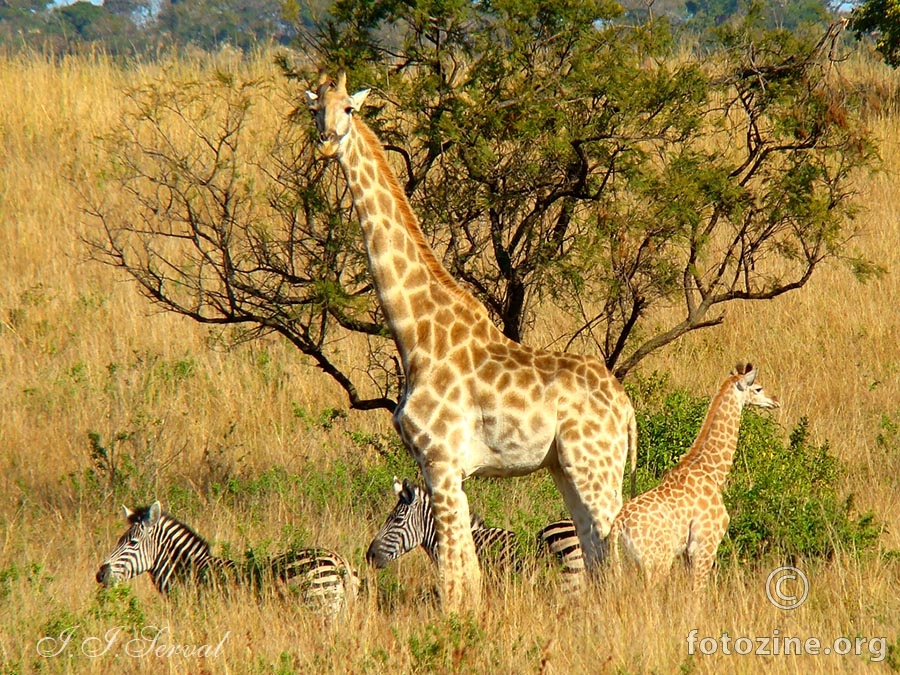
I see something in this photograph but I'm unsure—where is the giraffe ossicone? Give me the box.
[307,70,637,612]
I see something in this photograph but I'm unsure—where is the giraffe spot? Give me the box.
[480,361,501,384]
[472,321,491,342]
[431,365,455,393]
[392,253,409,278]
[502,391,527,411]
[407,267,428,289]
[449,321,469,345]
[513,368,537,390]
[450,347,474,372]
[377,190,393,215]
[444,384,463,404]
[430,416,449,437]
[529,412,548,435]
[507,349,532,368]
[435,308,454,326]
[363,161,376,183]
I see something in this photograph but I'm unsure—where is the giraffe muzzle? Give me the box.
[317,133,342,159]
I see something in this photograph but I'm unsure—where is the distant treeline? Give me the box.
[0,0,852,58]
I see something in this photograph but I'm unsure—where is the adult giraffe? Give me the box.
[306,71,636,611]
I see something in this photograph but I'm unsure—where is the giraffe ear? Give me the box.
[737,367,757,390]
[349,89,370,112]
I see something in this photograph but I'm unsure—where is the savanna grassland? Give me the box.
[2,48,900,675]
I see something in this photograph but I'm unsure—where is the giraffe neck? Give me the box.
[338,118,491,365]
[673,382,743,488]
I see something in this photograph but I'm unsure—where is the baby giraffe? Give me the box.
[612,363,779,587]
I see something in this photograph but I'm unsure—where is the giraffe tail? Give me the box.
[628,408,638,499]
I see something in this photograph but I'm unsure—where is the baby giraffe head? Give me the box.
[732,363,779,410]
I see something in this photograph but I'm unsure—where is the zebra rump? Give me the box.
[537,519,584,591]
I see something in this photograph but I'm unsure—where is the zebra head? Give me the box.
[366,477,435,567]
[96,500,213,594]
[96,501,164,588]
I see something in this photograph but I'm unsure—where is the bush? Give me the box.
[628,375,879,565]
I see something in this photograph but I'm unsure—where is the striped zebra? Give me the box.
[96,501,359,613]
[537,518,584,592]
[366,477,520,574]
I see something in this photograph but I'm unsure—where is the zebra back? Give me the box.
[366,477,521,572]
[537,519,584,591]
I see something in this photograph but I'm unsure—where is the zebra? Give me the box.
[536,518,584,592]
[96,501,359,613]
[366,477,520,574]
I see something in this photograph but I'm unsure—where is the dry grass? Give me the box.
[2,50,900,674]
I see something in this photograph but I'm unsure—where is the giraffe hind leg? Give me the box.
[549,462,621,574]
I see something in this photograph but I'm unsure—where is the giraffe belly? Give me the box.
[462,435,556,478]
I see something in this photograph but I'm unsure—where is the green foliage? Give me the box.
[0,562,52,600]
[851,0,900,68]
[722,417,879,563]
[155,0,293,52]
[88,585,146,632]
[629,375,880,564]
[406,615,486,674]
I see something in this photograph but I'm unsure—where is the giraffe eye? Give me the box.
[345,106,354,115]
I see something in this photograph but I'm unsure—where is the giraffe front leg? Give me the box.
[426,467,482,612]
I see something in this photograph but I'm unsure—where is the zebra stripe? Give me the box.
[366,477,519,572]
[537,519,584,591]
[97,501,358,613]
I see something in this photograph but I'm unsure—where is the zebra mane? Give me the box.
[131,505,212,552]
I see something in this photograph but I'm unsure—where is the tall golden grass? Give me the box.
[1,49,900,673]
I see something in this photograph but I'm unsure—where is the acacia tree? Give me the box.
[88,4,878,413]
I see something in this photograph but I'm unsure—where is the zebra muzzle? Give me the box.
[96,564,114,586]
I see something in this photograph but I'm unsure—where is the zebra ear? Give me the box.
[122,505,134,520]
[392,476,403,496]
[400,479,416,504]
[146,501,162,527]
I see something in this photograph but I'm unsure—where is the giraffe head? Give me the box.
[305,70,370,159]
[732,363,779,410]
